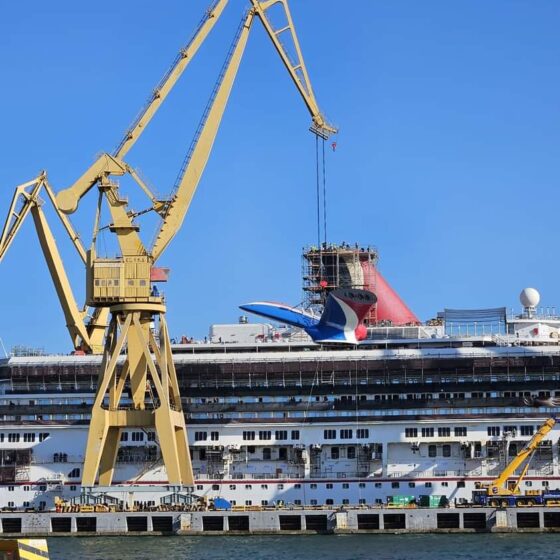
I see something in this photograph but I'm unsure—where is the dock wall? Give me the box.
[1,507,560,536]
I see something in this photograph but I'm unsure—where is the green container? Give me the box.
[387,495,415,506]
[419,495,447,508]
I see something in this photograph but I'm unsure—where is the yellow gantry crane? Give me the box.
[1,0,335,490]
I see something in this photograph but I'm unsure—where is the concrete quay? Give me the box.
[2,507,560,536]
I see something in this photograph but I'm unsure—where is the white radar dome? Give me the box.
[520,287,540,308]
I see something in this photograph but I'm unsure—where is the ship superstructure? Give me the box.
[1,284,560,510]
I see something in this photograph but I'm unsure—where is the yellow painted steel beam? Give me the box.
[114,0,229,160]
[151,9,255,261]
[251,0,337,138]
[487,417,556,496]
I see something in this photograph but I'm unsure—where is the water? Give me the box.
[47,533,560,560]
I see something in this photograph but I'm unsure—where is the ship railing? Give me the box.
[30,455,82,465]
[213,472,306,480]
[387,469,472,479]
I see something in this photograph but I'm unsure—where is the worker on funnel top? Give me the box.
[151,285,159,297]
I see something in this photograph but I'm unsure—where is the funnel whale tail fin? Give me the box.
[240,289,376,344]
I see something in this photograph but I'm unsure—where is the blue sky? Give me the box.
[0,1,559,353]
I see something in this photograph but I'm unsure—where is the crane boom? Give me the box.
[151,10,255,260]
[114,0,229,160]
[55,1,229,216]
[487,417,557,496]
[250,0,337,138]
[151,0,335,260]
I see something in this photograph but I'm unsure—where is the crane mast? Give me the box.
[1,0,335,491]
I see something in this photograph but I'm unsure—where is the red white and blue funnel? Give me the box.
[240,289,376,344]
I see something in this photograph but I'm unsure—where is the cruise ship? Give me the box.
[1,244,559,510]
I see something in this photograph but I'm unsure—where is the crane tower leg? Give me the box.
[81,304,193,487]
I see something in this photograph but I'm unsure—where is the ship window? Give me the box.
[230,500,237,506]
[359,498,366,505]
[261,484,268,489]
[543,481,550,487]
[291,430,300,440]
[438,427,450,437]
[442,482,449,487]
[68,468,80,478]
[340,429,353,439]
[278,447,288,460]
[357,429,369,439]
[261,500,268,506]
[278,484,284,489]
[405,428,418,438]
[243,431,255,441]
[375,483,382,488]
[194,431,207,442]
[23,433,35,443]
[425,482,432,488]
[324,429,336,440]
[457,481,465,488]
[526,481,533,487]
[331,447,339,459]
[199,449,206,461]
[294,500,302,505]
[262,448,272,460]
[442,445,451,457]
[7,486,14,492]
[39,485,46,491]
[247,446,255,454]
[196,485,203,490]
[520,426,534,436]
[454,427,467,437]
[259,431,271,441]
[245,485,252,490]
[310,484,317,489]
[229,485,236,490]
[487,426,500,437]
[23,486,30,491]
[359,483,366,488]
[132,432,144,442]
[310,499,318,506]
[326,483,333,489]
[0,434,3,442]
[275,430,288,440]
[391,482,400,488]
[342,483,349,489]
[121,432,129,442]
[70,485,77,491]
[212,485,219,491]
[325,499,334,505]
[428,445,437,458]
[147,432,156,442]
[408,482,415,488]
[8,433,20,442]
[245,500,252,506]
[421,428,434,438]
[7,502,14,507]
[347,446,356,459]
[295,484,301,489]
